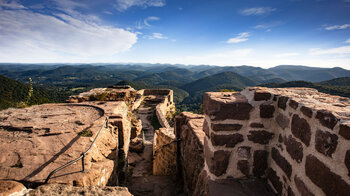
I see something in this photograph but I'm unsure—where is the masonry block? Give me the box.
[204,139,231,176]
[339,124,350,140]
[315,129,338,157]
[203,92,252,120]
[253,150,268,177]
[272,147,292,179]
[291,114,311,146]
[247,130,274,144]
[260,104,275,118]
[210,133,244,148]
[284,135,303,163]
[305,155,350,196]
[211,123,243,132]
[316,110,338,130]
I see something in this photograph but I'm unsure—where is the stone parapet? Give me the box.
[203,87,350,196]
[175,112,208,196]
[153,128,177,176]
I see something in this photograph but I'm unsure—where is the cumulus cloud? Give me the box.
[143,33,168,39]
[226,32,250,44]
[325,24,350,30]
[309,46,350,55]
[0,7,137,62]
[346,39,350,43]
[240,7,276,16]
[115,0,165,11]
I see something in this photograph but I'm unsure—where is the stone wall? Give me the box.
[153,128,177,176]
[203,87,350,196]
[175,112,209,196]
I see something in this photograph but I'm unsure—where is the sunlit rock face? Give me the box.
[202,87,350,196]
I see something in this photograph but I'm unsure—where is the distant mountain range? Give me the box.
[0,63,349,112]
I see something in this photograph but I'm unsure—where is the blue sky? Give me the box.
[0,0,349,68]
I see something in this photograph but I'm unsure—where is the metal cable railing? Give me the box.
[44,117,109,184]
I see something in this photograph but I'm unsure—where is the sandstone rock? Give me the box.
[305,155,350,196]
[315,110,339,130]
[289,99,299,110]
[291,114,311,146]
[211,123,243,132]
[203,119,210,137]
[237,160,249,176]
[345,150,350,177]
[284,135,303,163]
[253,150,268,177]
[175,112,206,196]
[300,106,313,118]
[27,183,132,196]
[276,113,290,129]
[211,133,243,148]
[267,168,282,195]
[247,130,274,144]
[315,129,338,157]
[129,137,144,153]
[294,176,314,196]
[278,96,289,110]
[250,123,264,128]
[339,124,350,140]
[237,146,251,159]
[0,102,123,186]
[254,91,272,101]
[0,180,26,196]
[205,139,230,177]
[260,104,275,118]
[203,92,252,121]
[271,147,292,179]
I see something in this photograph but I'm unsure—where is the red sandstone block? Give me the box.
[203,92,252,121]
[210,133,243,148]
[305,155,350,196]
[204,138,231,177]
[291,114,311,146]
[271,147,292,179]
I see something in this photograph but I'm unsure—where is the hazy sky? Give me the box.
[0,0,350,68]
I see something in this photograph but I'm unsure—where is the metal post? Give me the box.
[81,153,85,172]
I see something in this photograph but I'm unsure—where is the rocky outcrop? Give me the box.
[67,85,138,105]
[202,87,350,196]
[0,101,130,187]
[26,183,132,196]
[0,180,27,196]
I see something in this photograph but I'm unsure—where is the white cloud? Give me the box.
[226,32,250,44]
[325,24,350,30]
[240,7,276,16]
[144,16,160,27]
[274,53,300,57]
[136,16,160,29]
[0,8,137,63]
[143,33,168,39]
[115,0,165,11]
[346,39,350,43]
[309,46,350,55]
[0,0,25,9]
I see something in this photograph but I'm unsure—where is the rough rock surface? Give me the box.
[0,102,128,186]
[26,183,132,196]
[0,180,27,196]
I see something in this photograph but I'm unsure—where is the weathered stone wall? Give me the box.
[203,87,350,196]
[175,112,209,196]
[153,128,177,176]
